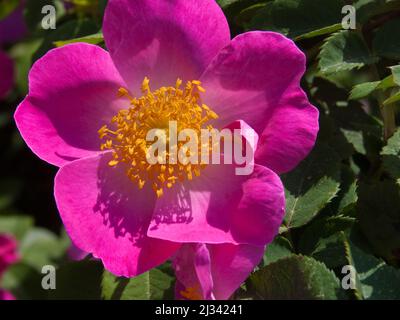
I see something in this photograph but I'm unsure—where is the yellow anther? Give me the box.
[180,285,202,300]
[98,78,219,196]
[117,87,130,98]
[108,160,119,166]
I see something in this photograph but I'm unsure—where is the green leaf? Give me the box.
[2,263,47,300]
[295,23,343,41]
[381,128,400,183]
[349,81,381,100]
[47,260,103,299]
[383,91,400,106]
[391,65,400,85]
[217,0,242,9]
[373,18,400,60]
[319,31,378,74]
[0,0,19,20]
[53,32,104,47]
[250,0,345,40]
[263,236,293,266]
[345,233,400,299]
[9,40,42,94]
[298,215,355,256]
[357,180,400,262]
[102,268,174,300]
[349,75,395,100]
[20,228,69,271]
[0,214,34,241]
[282,145,341,229]
[235,3,268,28]
[249,255,342,299]
[311,232,348,269]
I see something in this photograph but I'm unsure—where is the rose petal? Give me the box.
[148,164,285,247]
[54,151,180,277]
[174,243,264,300]
[208,243,264,300]
[173,243,214,300]
[67,241,89,261]
[200,31,319,173]
[103,0,230,93]
[15,43,126,167]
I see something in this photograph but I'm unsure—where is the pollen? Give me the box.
[179,285,203,300]
[98,77,219,197]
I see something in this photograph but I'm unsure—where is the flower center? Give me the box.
[98,78,219,197]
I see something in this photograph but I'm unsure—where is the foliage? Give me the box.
[1,0,400,300]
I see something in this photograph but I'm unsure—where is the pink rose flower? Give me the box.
[0,50,13,100]
[0,234,19,300]
[15,0,318,297]
[0,289,15,300]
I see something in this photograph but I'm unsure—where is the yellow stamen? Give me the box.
[179,285,203,300]
[99,78,219,196]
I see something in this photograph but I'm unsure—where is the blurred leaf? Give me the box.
[345,232,400,299]
[217,0,243,8]
[33,18,99,62]
[391,65,400,85]
[383,91,400,106]
[2,263,47,299]
[250,0,345,39]
[357,0,400,24]
[249,255,342,299]
[0,0,19,20]
[235,3,267,27]
[20,228,69,271]
[295,23,342,41]
[336,167,358,215]
[357,180,400,262]
[282,145,341,229]
[319,31,378,74]
[47,260,103,299]
[263,236,293,266]
[381,128,400,183]
[373,18,400,60]
[0,214,34,241]
[102,268,174,300]
[9,39,43,93]
[53,32,103,47]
